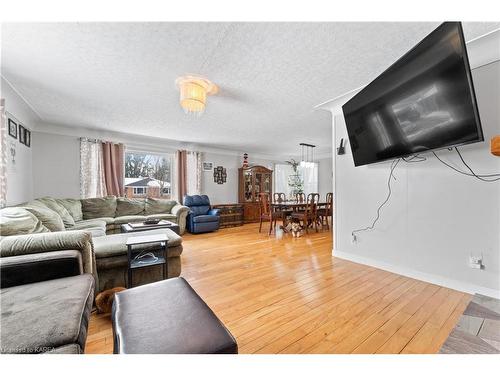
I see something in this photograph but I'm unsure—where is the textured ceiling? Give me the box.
[1,22,499,157]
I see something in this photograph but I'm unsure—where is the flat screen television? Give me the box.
[342,22,483,167]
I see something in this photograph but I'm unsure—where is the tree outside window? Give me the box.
[124,152,172,199]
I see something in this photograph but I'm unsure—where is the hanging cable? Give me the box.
[352,158,401,237]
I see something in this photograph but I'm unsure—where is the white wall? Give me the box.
[331,60,500,298]
[31,125,280,204]
[201,152,275,205]
[32,132,80,198]
[318,156,333,198]
[1,77,38,205]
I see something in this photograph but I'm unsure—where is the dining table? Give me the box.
[270,201,329,233]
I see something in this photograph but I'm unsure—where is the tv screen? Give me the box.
[342,22,483,167]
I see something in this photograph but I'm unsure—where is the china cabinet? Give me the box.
[238,165,273,223]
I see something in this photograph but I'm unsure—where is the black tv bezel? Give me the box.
[342,22,484,167]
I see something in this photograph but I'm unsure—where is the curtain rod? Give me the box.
[80,137,123,145]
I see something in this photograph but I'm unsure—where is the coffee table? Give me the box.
[121,219,180,235]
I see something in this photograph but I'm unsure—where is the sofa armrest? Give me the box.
[0,230,96,277]
[171,204,190,234]
[208,208,220,216]
[0,250,83,288]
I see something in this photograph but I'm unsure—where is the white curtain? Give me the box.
[173,150,201,201]
[0,99,6,208]
[186,151,201,195]
[299,162,319,196]
[274,163,294,197]
[80,138,107,198]
[274,162,319,198]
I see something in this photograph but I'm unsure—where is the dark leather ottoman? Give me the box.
[111,277,238,354]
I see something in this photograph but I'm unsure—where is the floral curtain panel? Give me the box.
[80,138,107,198]
[0,99,6,208]
[186,151,201,196]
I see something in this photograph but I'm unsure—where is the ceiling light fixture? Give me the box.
[299,143,316,167]
[175,75,218,116]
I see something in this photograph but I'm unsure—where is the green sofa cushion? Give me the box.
[56,198,83,222]
[116,198,145,217]
[112,215,147,225]
[145,213,177,222]
[21,202,66,232]
[0,207,50,236]
[145,198,177,215]
[36,197,75,228]
[81,196,117,220]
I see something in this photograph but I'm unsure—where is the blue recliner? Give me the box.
[183,195,220,234]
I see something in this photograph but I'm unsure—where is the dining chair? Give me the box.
[273,192,286,203]
[273,192,292,228]
[318,192,333,230]
[258,193,276,235]
[291,193,319,234]
[295,192,306,204]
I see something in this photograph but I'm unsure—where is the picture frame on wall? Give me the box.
[8,118,17,139]
[19,124,26,145]
[202,162,213,171]
[24,128,31,147]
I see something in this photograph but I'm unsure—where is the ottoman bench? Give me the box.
[112,277,238,354]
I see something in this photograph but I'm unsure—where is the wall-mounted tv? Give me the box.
[342,22,483,167]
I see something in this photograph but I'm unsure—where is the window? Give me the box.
[124,151,173,199]
[274,162,319,198]
[133,187,146,196]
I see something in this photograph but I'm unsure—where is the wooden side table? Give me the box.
[126,233,168,288]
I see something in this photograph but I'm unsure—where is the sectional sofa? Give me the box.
[0,196,189,292]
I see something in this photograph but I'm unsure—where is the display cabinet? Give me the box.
[238,165,273,223]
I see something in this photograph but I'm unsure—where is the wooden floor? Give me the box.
[85,223,470,354]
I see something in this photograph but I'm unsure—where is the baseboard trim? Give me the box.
[333,249,500,299]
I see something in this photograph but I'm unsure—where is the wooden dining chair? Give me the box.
[258,193,276,235]
[273,192,292,228]
[318,192,333,230]
[291,193,319,234]
[295,192,306,204]
[273,192,286,203]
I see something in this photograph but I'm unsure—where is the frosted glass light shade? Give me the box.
[175,75,218,116]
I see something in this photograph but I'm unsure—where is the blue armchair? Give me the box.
[183,195,220,234]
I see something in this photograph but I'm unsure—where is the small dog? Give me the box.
[95,287,126,314]
[290,219,303,238]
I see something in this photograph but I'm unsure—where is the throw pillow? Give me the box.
[81,196,117,219]
[36,197,75,228]
[0,207,50,236]
[116,197,145,217]
[145,198,177,215]
[56,198,83,222]
[19,202,65,232]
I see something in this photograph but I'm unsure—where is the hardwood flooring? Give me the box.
[85,223,470,354]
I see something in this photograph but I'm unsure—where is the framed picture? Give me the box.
[202,162,213,171]
[19,124,26,145]
[8,118,17,139]
[24,128,31,147]
[213,166,227,184]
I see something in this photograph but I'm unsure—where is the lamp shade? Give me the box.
[175,75,218,116]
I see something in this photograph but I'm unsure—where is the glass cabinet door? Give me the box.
[255,173,262,197]
[244,170,253,201]
[263,174,271,194]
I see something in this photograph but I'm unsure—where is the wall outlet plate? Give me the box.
[469,255,483,269]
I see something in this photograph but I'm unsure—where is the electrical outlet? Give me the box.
[469,255,483,269]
